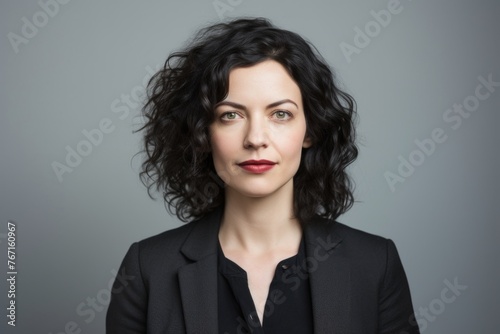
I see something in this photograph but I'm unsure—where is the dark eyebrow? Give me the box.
[214,99,298,110]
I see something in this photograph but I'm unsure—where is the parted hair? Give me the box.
[138,17,358,223]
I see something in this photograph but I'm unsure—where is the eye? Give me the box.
[273,110,292,120]
[220,112,241,120]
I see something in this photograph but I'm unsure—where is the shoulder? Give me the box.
[304,216,400,266]
[132,217,202,259]
[334,221,391,249]
[137,220,195,251]
[304,216,409,291]
[131,208,223,262]
[305,216,390,248]
[304,219,418,332]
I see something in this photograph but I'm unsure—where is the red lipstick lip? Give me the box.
[238,163,275,173]
[238,159,276,166]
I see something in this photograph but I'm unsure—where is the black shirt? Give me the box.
[217,236,314,334]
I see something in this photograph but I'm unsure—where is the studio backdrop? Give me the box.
[1,0,498,333]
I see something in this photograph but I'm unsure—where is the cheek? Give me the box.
[210,133,240,184]
[210,135,223,163]
[277,131,307,160]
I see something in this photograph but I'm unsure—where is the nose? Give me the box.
[243,116,269,149]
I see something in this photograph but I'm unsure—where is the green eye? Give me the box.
[222,112,237,119]
[274,110,291,119]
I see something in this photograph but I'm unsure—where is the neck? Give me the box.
[218,181,302,253]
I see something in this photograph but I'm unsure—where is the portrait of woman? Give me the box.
[106,17,419,334]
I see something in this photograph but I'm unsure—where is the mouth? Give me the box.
[237,160,276,173]
[237,159,276,166]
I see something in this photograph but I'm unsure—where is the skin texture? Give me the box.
[210,59,311,200]
[209,59,312,325]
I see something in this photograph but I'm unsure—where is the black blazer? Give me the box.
[106,207,419,333]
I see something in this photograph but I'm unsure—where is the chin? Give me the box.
[230,187,275,198]
[229,180,292,199]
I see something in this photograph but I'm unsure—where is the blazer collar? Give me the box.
[303,216,351,333]
[179,207,223,261]
[177,208,351,334]
[178,207,223,334]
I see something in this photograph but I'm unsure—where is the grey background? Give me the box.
[1,0,498,333]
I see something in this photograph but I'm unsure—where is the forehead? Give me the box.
[223,60,303,107]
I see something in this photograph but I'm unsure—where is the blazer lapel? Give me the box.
[304,218,351,334]
[178,208,223,334]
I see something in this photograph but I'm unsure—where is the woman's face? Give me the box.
[209,59,312,199]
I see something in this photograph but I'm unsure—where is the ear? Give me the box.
[302,136,312,148]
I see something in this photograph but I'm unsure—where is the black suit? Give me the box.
[106,207,419,333]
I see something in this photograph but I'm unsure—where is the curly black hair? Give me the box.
[138,17,358,223]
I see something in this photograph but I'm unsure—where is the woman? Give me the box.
[106,17,419,334]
